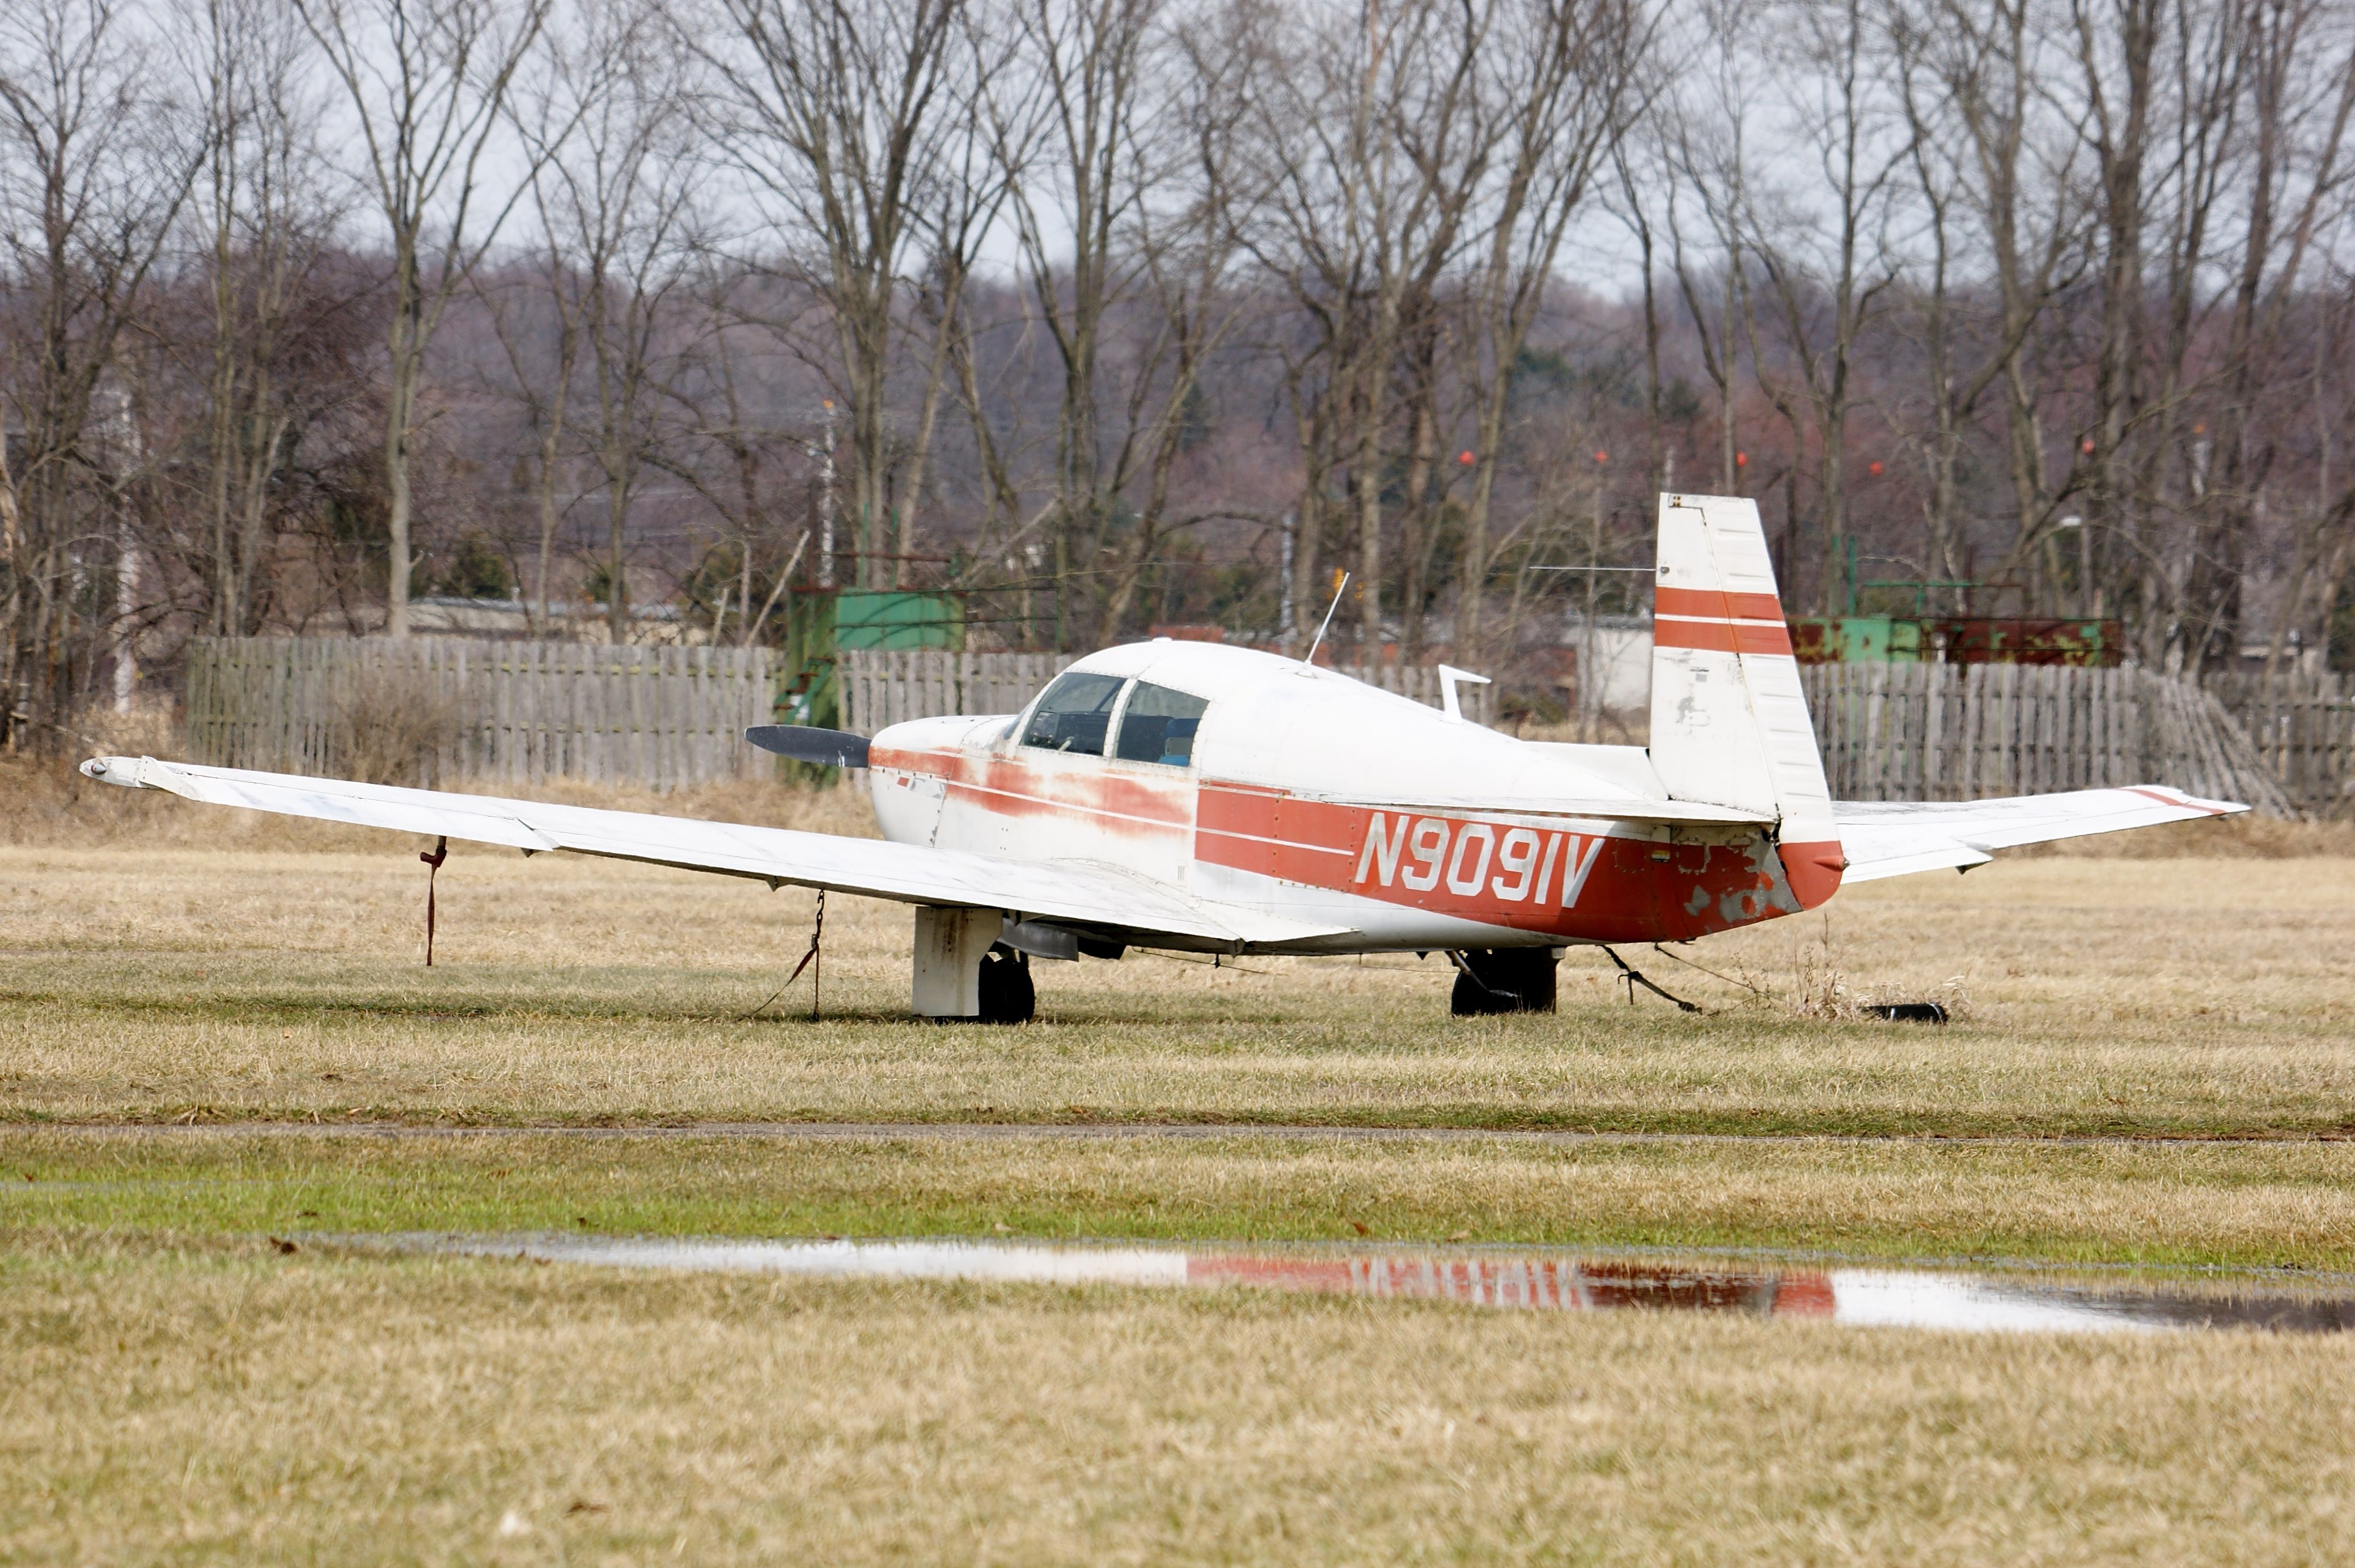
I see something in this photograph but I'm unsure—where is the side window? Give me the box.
[1019,672,1126,756]
[1113,681,1210,766]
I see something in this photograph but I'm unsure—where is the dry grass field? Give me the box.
[5,757,2354,1563]
[3,830,2350,1136]
[6,1237,2354,1566]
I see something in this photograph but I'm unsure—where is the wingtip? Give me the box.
[2126,785,2247,818]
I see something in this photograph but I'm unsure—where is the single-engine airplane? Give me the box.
[82,495,2243,1022]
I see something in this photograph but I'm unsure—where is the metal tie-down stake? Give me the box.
[781,889,825,1021]
[420,836,448,967]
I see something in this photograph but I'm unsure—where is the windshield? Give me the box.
[1019,672,1126,755]
[1113,681,1210,766]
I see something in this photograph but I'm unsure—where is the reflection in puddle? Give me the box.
[349,1234,2355,1336]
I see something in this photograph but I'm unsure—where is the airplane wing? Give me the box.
[78,755,1345,946]
[1833,785,2246,882]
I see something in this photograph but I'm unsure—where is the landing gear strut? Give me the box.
[1448,948,1560,1016]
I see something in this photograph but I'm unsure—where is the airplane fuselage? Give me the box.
[863,639,1828,956]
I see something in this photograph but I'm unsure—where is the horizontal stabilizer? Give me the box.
[1835,786,2244,882]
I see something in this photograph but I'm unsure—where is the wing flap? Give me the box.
[79,756,1337,944]
[1835,785,2244,883]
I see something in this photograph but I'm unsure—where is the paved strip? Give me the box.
[11,1121,2349,1147]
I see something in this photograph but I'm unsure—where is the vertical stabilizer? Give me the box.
[1649,494,1843,908]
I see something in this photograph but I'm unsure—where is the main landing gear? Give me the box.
[912,906,1036,1024]
[1448,947,1561,1016]
[977,946,1035,1024]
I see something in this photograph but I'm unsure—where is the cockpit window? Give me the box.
[1113,681,1210,766]
[1019,672,1126,755]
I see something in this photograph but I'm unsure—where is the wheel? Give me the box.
[1448,948,1560,1016]
[977,946,1035,1024]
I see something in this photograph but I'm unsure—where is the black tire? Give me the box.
[977,947,1036,1024]
[1448,948,1560,1016]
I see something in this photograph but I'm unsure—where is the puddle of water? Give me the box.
[329,1233,2355,1336]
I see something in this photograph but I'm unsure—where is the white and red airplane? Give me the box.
[81,495,2242,1022]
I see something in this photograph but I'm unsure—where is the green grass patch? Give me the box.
[7,1130,2354,1272]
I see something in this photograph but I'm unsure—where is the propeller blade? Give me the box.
[744,725,871,769]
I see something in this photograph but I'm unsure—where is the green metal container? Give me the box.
[773,590,968,736]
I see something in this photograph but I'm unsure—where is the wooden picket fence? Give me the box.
[836,651,1079,734]
[1801,663,2297,815]
[180,637,2339,815]
[835,649,1495,733]
[185,636,775,790]
[2202,671,2355,817]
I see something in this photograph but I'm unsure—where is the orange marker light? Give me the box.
[1458,450,1476,465]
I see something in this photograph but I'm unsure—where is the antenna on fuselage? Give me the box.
[1303,573,1349,667]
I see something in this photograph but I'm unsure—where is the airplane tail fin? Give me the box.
[1647,493,1843,908]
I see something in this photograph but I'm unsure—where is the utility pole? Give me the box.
[1279,512,1296,648]
[817,399,837,591]
[106,384,141,714]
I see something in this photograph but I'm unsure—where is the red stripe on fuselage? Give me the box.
[869,745,1192,835]
[876,749,1814,943]
[1195,783,1806,942]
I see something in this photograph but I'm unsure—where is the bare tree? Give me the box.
[1086,0,1260,642]
[986,0,1160,643]
[694,0,971,590]
[2188,0,2355,666]
[1244,0,1500,656]
[1452,0,1644,653]
[1884,0,2088,599]
[296,0,553,637]
[516,0,701,640]
[0,0,199,747]
[1726,0,1907,615]
[2068,0,2224,654]
[1660,0,1760,500]
[651,264,806,646]
[982,0,1256,643]
[187,0,351,639]
[474,259,583,635]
